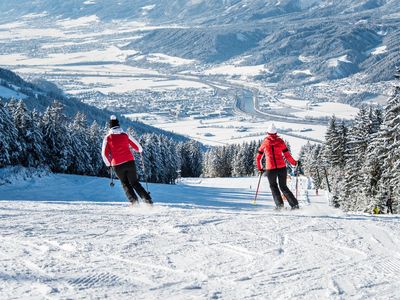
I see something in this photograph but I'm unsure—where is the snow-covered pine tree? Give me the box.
[317,116,345,207]
[242,141,254,176]
[204,141,261,178]
[139,133,162,183]
[202,149,212,177]
[179,140,203,177]
[340,106,381,211]
[323,115,345,167]
[299,142,325,196]
[10,100,44,167]
[232,143,248,177]
[4,99,22,165]
[40,101,73,173]
[337,121,348,168]
[247,140,259,175]
[357,107,385,212]
[68,112,93,175]
[88,121,106,176]
[220,145,236,177]
[0,100,19,167]
[203,147,225,177]
[375,83,400,213]
[30,109,45,167]
[187,140,203,178]
[159,136,179,184]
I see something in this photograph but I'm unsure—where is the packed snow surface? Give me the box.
[1,174,400,299]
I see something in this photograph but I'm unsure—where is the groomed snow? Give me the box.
[1,174,399,299]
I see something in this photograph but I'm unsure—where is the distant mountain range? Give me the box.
[2,1,399,25]
[1,0,399,83]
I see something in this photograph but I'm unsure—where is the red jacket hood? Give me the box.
[266,134,281,145]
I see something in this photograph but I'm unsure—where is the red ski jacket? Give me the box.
[102,127,142,167]
[256,134,297,171]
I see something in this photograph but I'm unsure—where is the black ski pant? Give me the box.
[113,160,151,203]
[266,167,298,208]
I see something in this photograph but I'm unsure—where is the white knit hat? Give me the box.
[267,123,277,134]
[109,115,120,128]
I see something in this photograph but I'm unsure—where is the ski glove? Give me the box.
[297,160,302,167]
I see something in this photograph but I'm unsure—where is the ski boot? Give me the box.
[143,197,153,206]
[291,204,300,210]
[129,199,139,207]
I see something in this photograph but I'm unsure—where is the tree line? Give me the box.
[0,99,203,184]
[1,98,297,184]
[299,83,399,213]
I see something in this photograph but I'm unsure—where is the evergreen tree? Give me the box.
[376,85,400,213]
[0,100,19,167]
[140,133,162,183]
[68,112,93,175]
[4,99,22,165]
[11,100,44,167]
[160,136,179,183]
[179,140,203,177]
[40,101,72,173]
[323,115,345,167]
[88,121,106,176]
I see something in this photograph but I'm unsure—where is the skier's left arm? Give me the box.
[282,141,297,166]
[127,134,143,153]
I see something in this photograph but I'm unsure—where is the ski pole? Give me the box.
[253,171,263,205]
[140,152,150,194]
[295,164,299,199]
[109,167,115,187]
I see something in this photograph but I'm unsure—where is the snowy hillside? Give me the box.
[1,174,400,299]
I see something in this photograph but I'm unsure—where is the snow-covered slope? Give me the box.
[1,174,400,299]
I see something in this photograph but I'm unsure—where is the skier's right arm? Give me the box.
[101,135,111,167]
[256,145,265,171]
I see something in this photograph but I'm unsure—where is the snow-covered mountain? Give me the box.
[1,0,399,24]
[1,0,398,83]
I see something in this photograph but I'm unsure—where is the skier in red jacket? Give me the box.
[256,124,299,210]
[102,115,152,205]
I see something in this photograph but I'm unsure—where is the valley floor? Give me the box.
[0,175,400,299]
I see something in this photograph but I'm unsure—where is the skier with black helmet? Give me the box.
[256,123,299,210]
[102,115,152,205]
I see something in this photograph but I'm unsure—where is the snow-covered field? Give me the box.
[1,174,400,299]
[0,17,203,94]
[133,116,326,154]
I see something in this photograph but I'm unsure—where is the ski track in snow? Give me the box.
[1,176,400,299]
